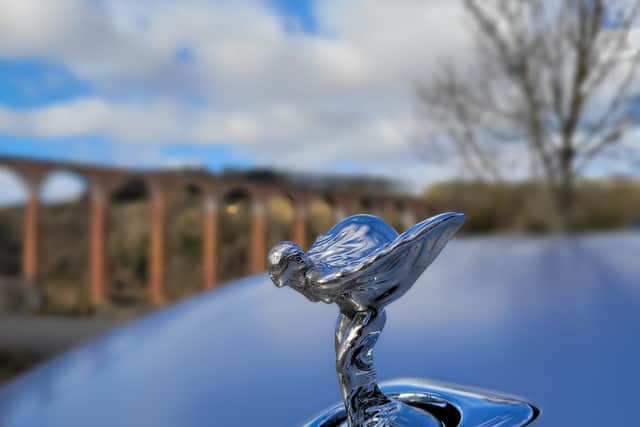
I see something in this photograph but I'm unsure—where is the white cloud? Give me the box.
[0,167,88,206]
[316,0,471,81]
[0,0,476,193]
[0,168,28,206]
[40,171,87,204]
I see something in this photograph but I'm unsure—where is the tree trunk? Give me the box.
[553,147,577,231]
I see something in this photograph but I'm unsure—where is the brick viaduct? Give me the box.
[0,155,433,306]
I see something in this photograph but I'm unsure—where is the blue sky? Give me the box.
[0,0,459,194]
[0,0,637,205]
[0,0,316,171]
[0,0,318,170]
[271,0,317,32]
[0,59,91,109]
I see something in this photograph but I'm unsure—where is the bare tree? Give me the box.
[416,0,640,229]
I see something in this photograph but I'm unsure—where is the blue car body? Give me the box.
[0,233,638,426]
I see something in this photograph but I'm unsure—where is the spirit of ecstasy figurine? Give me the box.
[268,212,465,427]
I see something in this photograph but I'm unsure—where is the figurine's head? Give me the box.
[267,241,309,289]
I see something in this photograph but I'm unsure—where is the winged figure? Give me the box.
[267,212,464,427]
[268,212,464,315]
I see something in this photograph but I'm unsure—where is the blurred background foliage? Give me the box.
[426,178,640,234]
[1,175,638,317]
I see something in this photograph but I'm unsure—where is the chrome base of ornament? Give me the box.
[303,379,539,427]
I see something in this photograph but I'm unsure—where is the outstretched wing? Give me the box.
[307,213,464,307]
[306,214,398,270]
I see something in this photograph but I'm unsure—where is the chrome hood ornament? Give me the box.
[268,213,538,427]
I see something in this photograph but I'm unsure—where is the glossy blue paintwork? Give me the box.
[0,233,638,426]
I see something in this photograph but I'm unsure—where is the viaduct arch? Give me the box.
[0,155,435,306]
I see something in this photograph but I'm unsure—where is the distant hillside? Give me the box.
[424,179,640,233]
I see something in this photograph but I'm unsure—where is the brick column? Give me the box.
[250,194,266,274]
[149,185,166,305]
[89,182,108,305]
[292,199,307,249]
[202,192,219,289]
[22,185,40,283]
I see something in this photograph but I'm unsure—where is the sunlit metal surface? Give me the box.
[303,380,538,427]
[0,232,638,426]
[268,213,466,426]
